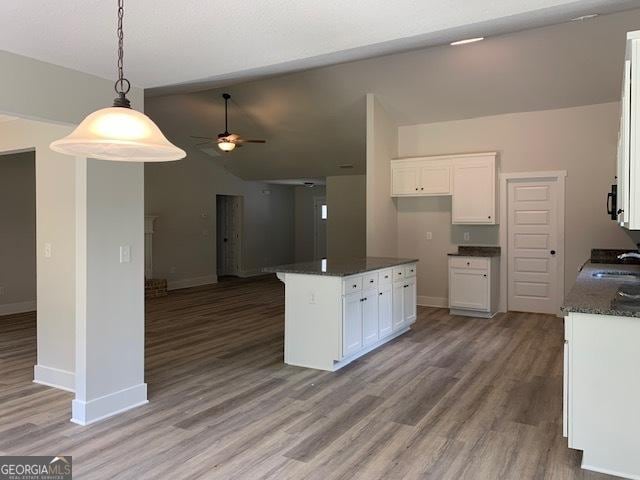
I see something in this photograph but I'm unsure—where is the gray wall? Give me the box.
[327,175,366,259]
[0,151,35,308]
[145,156,295,287]
[294,185,326,262]
[397,102,637,303]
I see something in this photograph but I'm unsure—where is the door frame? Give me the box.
[498,170,566,315]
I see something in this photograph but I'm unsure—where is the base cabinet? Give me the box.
[448,256,499,317]
[341,264,417,360]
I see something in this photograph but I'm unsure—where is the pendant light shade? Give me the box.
[50,0,185,162]
[50,107,186,162]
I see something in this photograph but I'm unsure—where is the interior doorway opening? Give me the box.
[216,194,244,278]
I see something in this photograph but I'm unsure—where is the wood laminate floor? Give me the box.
[0,276,618,480]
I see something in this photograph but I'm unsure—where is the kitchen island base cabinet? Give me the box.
[276,261,417,372]
[564,312,640,479]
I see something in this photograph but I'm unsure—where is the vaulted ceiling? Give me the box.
[1,0,638,90]
[145,8,640,180]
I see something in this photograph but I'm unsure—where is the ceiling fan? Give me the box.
[191,93,266,152]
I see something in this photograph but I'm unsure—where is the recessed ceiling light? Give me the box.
[570,13,599,22]
[450,37,484,46]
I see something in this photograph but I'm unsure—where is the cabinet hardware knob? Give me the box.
[379,292,383,296]
[363,297,367,301]
[370,279,374,283]
[415,187,418,191]
[421,187,424,190]
[483,274,487,278]
[488,216,491,219]
[550,250,556,255]
[618,209,624,214]
[466,262,470,266]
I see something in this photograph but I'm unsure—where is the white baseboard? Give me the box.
[71,383,148,426]
[0,300,36,316]
[417,296,448,308]
[167,275,217,291]
[33,365,75,392]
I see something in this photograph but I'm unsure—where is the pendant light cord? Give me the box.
[113,0,131,107]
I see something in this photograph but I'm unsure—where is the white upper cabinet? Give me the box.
[451,156,496,224]
[390,152,497,225]
[617,32,640,229]
[391,165,419,195]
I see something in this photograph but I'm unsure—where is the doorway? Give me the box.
[216,195,243,278]
[500,172,566,315]
[313,196,327,260]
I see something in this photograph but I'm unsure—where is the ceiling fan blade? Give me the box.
[190,135,216,140]
[235,139,266,144]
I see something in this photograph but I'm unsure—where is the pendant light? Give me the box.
[50,0,186,162]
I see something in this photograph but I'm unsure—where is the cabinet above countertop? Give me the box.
[390,152,499,225]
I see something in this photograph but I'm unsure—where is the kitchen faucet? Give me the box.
[618,245,640,260]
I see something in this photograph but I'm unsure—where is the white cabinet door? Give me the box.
[452,159,496,224]
[419,163,451,195]
[343,292,363,357]
[449,268,489,311]
[403,278,417,324]
[362,289,379,347]
[391,165,419,196]
[392,281,405,330]
[378,285,393,337]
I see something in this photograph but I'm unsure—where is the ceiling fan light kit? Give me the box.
[190,93,266,152]
[50,0,185,162]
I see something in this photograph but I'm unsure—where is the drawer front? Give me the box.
[392,267,405,281]
[449,256,489,270]
[343,276,363,294]
[363,272,378,290]
[379,269,393,285]
[404,264,417,277]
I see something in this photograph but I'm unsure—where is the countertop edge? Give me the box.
[263,258,419,277]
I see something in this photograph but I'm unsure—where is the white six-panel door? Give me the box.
[507,179,559,314]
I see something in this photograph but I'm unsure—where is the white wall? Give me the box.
[0,118,76,389]
[366,94,398,257]
[294,185,326,262]
[326,175,367,258]
[396,102,637,303]
[145,154,295,287]
[73,159,147,424]
[0,151,36,313]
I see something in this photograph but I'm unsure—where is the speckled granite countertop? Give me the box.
[263,257,418,277]
[447,246,501,257]
[562,262,640,317]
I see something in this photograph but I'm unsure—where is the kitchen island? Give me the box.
[562,259,640,479]
[264,257,418,371]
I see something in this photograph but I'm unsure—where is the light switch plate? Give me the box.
[120,245,131,263]
[463,232,470,241]
[44,243,52,258]
[426,232,433,240]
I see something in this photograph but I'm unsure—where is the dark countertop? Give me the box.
[263,257,418,277]
[562,262,640,318]
[447,246,501,257]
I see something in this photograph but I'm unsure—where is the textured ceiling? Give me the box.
[1,0,638,90]
[145,8,640,181]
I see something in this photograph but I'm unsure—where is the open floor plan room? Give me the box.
[0,276,607,479]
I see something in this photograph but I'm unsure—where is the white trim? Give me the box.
[417,295,448,308]
[167,275,218,290]
[393,151,498,161]
[499,170,566,314]
[581,462,640,480]
[449,308,496,319]
[71,383,148,426]
[0,300,36,316]
[33,365,75,392]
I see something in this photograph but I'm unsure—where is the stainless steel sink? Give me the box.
[592,271,640,281]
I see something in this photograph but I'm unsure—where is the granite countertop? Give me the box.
[447,246,501,257]
[562,262,640,318]
[263,257,418,277]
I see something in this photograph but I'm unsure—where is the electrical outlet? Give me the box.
[309,291,317,304]
[44,243,52,258]
[464,232,470,241]
[119,245,131,263]
[426,232,433,240]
